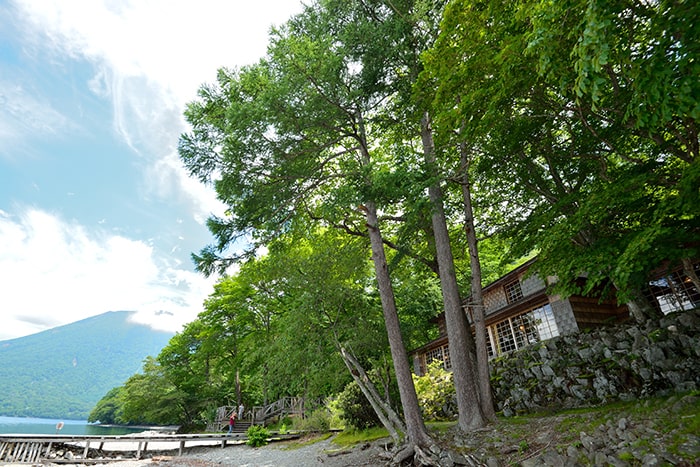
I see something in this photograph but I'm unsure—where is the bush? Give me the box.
[296,407,331,432]
[413,361,457,420]
[335,381,381,430]
[246,425,271,447]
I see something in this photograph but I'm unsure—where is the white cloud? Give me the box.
[13,0,303,223]
[0,1,304,340]
[0,80,78,160]
[0,207,215,340]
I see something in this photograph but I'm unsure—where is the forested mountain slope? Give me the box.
[0,311,173,419]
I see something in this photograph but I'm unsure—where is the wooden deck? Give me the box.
[0,432,299,464]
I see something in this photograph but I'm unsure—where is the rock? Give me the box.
[594,451,609,465]
[617,417,627,430]
[579,432,599,451]
[539,449,566,466]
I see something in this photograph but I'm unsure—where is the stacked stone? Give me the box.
[490,310,700,416]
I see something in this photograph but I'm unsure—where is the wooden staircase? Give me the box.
[226,420,251,434]
[209,397,319,432]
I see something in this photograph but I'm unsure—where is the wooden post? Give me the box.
[16,442,27,462]
[83,440,90,459]
[29,443,39,462]
[45,441,53,458]
[178,440,185,456]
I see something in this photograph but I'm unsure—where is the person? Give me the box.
[227,411,237,435]
[237,403,244,420]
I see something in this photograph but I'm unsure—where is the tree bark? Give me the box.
[236,370,241,408]
[458,140,496,422]
[682,258,700,294]
[624,285,663,322]
[339,347,404,444]
[363,199,432,447]
[420,113,486,431]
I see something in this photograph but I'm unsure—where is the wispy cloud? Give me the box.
[0,208,215,340]
[0,79,78,160]
[12,0,303,223]
[0,1,304,340]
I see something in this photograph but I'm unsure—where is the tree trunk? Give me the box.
[363,200,432,447]
[682,258,700,294]
[458,140,496,422]
[625,285,663,322]
[420,113,486,431]
[339,347,405,444]
[236,370,241,407]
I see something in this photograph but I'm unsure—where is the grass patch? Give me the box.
[332,427,389,448]
[282,432,333,450]
[426,420,456,433]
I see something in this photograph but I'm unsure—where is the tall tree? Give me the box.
[425,0,699,322]
[179,0,434,451]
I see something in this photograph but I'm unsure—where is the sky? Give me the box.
[0,0,305,341]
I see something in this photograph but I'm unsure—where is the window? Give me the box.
[495,320,517,354]
[424,343,451,371]
[647,265,700,314]
[489,303,559,357]
[505,280,523,304]
[532,303,559,340]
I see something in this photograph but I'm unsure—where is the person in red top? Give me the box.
[227,411,237,436]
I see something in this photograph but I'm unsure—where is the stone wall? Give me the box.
[490,309,700,417]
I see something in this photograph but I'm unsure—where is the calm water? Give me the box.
[0,416,147,435]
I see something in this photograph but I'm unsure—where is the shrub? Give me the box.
[246,425,270,447]
[335,381,381,430]
[413,361,457,420]
[296,407,331,432]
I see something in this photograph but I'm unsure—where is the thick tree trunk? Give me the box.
[682,258,700,294]
[459,140,496,422]
[363,200,432,447]
[355,107,431,448]
[339,347,404,444]
[420,113,486,431]
[624,285,663,322]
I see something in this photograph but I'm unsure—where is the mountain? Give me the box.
[0,311,174,420]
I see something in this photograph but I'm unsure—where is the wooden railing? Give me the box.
[210,396,321,431]
[0,433,248,463]
[251,397,305,424]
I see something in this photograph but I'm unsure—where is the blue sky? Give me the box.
[0,0,304,340]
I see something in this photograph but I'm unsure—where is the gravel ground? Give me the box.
[150,436,388,467]
[24,436,388,467]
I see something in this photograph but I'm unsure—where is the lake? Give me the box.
[0,416,150,436]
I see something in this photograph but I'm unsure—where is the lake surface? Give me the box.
[0,416,148,435]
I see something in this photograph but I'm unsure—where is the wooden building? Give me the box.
[411,258,699,376]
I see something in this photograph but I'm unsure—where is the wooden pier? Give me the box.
[0,432,281,464]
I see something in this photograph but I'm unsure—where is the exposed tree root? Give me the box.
[384,442,486,466]
[390,443,415,466]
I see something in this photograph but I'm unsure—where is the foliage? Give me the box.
[88,387,124,424]
[295,407,332,433]
[85,0,698,438]
[413,361,457,421]
[119,357,182,426]
[335,380,381,430]
[0,311,172,420]
[246,425,271,447]
[424,0,699,310]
